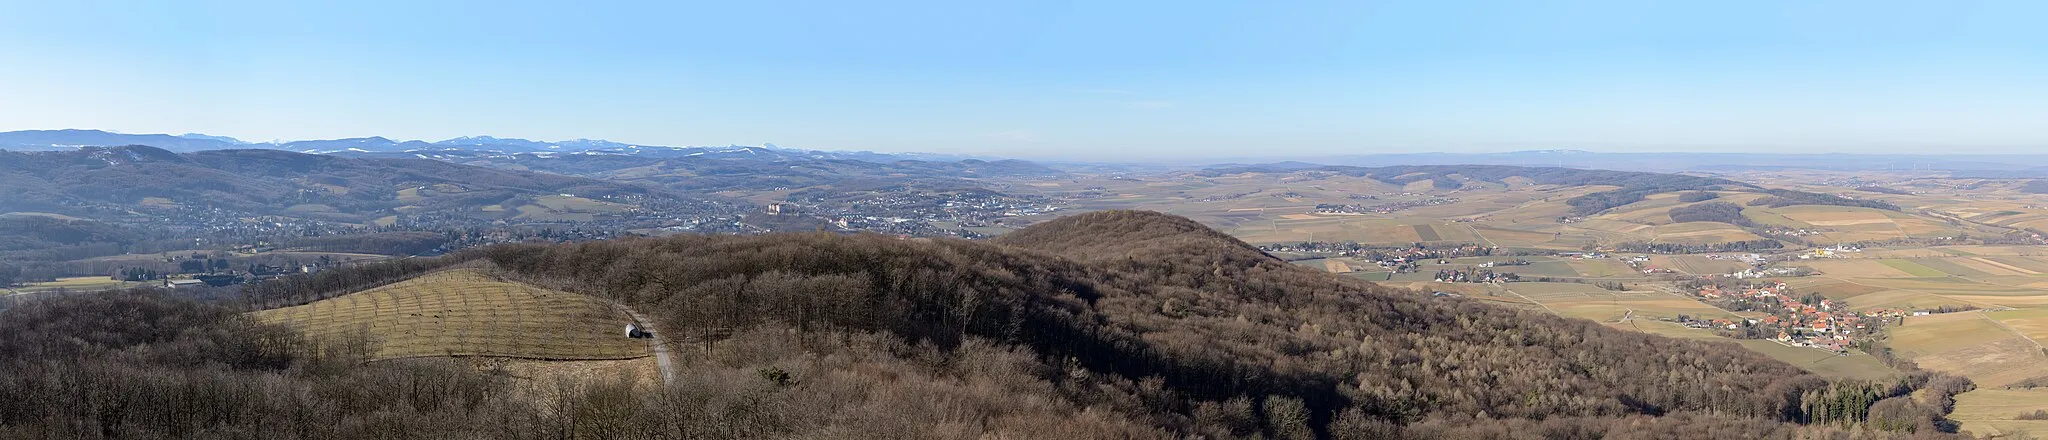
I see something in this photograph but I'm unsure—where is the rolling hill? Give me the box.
[0,210,1982,438]
[0,145,735,224]
[229,210,1971,438]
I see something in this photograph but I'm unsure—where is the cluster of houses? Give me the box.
[1474,259,1531,268]
[161,263,323,289]
[1703,253,1771,263]
[1310,197,1460,215]
[784,190,1060,238]
[1365,246,1502,273]
[1758,226,1830,238]
[1687,283,1902,353]
[1725,266,1810,279]
[1796,246,1864,259]
[1431,267,1519,283]
[1260,242,1497,261]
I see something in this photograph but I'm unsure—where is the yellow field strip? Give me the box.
[1973,257,2040,275]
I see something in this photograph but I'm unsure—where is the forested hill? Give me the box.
[995,209,1281,266]
[214,210,1976,438]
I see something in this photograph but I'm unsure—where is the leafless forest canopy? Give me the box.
[0,211,1980,438]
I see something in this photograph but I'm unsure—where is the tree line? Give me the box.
[1749,189,1902,211]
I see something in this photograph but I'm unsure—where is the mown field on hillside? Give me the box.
[254,268,650,360]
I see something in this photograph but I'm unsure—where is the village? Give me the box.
[1672,282,1895,353]
[776,188,1063,238]
[1311,197,1461,215]
[1259,239,1938,357]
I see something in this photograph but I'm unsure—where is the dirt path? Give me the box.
[1498,285,1560,314]
[618,305,675,385]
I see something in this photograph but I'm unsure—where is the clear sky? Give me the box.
[2,1,2045,160]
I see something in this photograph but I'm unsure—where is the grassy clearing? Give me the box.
[1892,313,2013,355]
[1730,339,1897,381]
[1991,256,2048,274]
[1470,225,1558,248]
[253,269,650,361]
[1412,224,1441,241]
[1958,257,2039,276]
[1492,261,1582,277]
[13,277,143,293]
[1565,259,1639,278]
[1839,290,1968,311]
[1988,308,2048,346]
[1952,389,2048,438]
[0,211,84,220]
[1797,281,1891,300]
[1652,222,1765,244]
[1911,336,2048,388]
[1775,206,1897,228]
[1609,320,1897,381]
[1647,255,1748,275]
[1504,282,1607,297]
[1506,281,1735,324]
[1892,312,2048,388]
[533,195,632,212]
[1797,260,1916,278]
[1877,259,1949,277]
[1908,258,1993,277]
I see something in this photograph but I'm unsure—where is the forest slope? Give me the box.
[436,210,1965,438]
[4,210,1973,438]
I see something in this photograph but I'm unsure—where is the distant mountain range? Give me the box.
[0,145,732,224]
[0,129,1071,199]
[17,129,2048,176]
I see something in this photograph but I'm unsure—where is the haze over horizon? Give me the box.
[4,1,2045,160]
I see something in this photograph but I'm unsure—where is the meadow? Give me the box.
[11,276,144,293]
[1951,389,2048,438]
[1889,312,2048,389]
[254,269,651,361]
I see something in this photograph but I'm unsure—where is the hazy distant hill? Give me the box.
[1289,150,2048,173]
[0,129,242,152]
[341,145,1071,195]
[0,130,1057,192]
[0,129,972,159]
[0,145,723,223]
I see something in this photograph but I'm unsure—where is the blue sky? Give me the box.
[2,1,2044,159]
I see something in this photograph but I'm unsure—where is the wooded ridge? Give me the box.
[1,210,1975,438]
